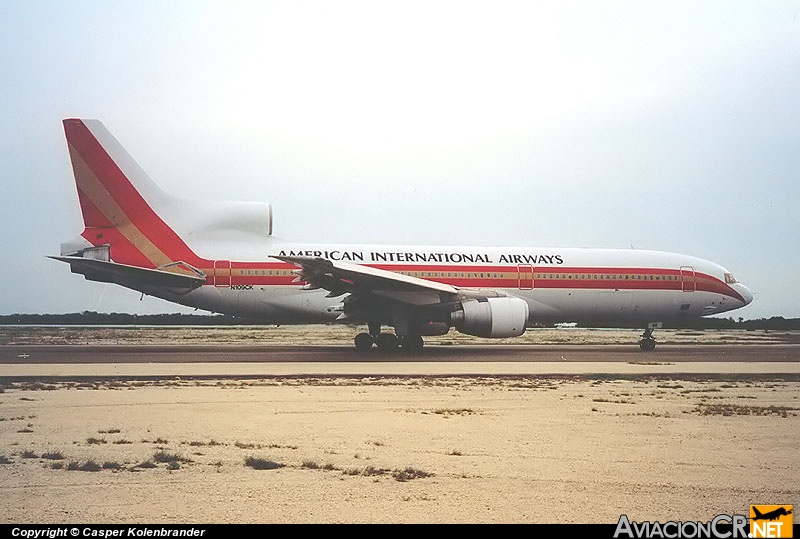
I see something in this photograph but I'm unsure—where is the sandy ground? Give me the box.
[0,327,798,524]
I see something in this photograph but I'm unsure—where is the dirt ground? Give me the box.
[0,374,797,523]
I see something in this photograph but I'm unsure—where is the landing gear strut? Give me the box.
[639,328,657,351]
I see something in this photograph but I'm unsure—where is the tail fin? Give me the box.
[753,508,763,519]
[62,119,201,268]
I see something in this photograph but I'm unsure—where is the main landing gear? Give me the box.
[354,325,424,353]
[639,328,657,351]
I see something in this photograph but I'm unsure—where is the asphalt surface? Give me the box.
[1,343,799,364]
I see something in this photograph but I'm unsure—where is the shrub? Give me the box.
[153,451,188,463]
[67,460,102,472]
[79,460,102,472]
[244,456,283,470]
[392,467,433,482]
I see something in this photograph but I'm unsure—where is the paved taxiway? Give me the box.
[1,344,798,378]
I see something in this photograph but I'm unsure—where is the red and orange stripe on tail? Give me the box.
[63,119,206,269]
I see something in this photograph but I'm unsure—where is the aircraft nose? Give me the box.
[734,283,754,306]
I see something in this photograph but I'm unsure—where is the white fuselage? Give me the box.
[149,243,752,328]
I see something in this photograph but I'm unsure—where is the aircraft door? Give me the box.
[214,260,231,287]
[680,266,696,292]
[518,264,533,290]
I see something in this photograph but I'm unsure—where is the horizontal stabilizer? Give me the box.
[49,256,206,291]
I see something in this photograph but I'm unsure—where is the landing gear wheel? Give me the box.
[400,335,424,352]
[375,332,399,351]
[354,333,374,352]
[639,339,656,351]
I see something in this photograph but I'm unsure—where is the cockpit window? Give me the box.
[724,273,737,284]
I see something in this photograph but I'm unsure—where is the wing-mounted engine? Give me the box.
[450,297,529,338]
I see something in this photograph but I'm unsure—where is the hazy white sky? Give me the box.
[1,1,798,319]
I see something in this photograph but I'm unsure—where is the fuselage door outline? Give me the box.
[680,266,696,292]
[518,264,534,290]
[214,260,231,288]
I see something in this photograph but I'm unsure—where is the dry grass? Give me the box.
[391,467,434,482]
[693,404,799,417]
[153,451,191,464]
[67,460,102,472]
[244,456,283,470]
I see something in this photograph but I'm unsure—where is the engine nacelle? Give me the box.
[450,297,529,338]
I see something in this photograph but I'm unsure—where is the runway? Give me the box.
[2,343,799,378]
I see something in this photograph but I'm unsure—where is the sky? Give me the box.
[1,0,798,319]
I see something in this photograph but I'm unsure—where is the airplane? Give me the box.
[751,507,792,521]
[51,119,754,352]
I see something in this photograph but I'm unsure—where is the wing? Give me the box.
[274,255,459,306]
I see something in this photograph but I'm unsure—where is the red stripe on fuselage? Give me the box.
[220,262,744,301]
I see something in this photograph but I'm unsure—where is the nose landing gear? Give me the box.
[639,327,657,351]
